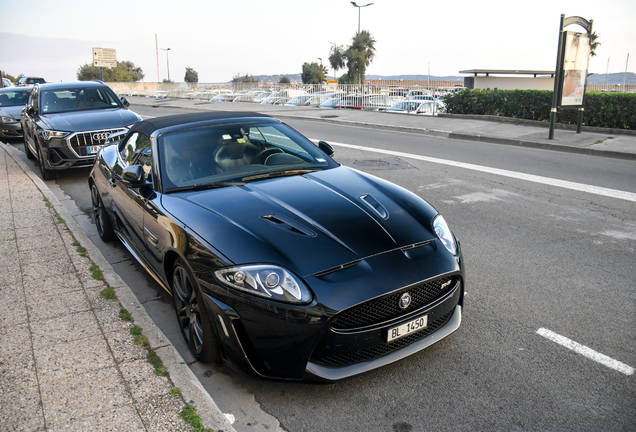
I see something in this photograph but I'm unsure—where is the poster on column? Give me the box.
[559,32,590,107]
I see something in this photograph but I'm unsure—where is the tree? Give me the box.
[232,73,258,83]
[590,31,601,57]
[328,44,346,81]
[345,30,376,84]
[76,61,144,82]
[184,67,198,83]
[279,76,291,84]
[301,62,326,84]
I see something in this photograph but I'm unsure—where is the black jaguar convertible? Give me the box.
[88,111,465,381]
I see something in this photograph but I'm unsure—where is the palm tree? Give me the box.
[589,31,601,57]
[346,30,376,84]
[328,44,346,81]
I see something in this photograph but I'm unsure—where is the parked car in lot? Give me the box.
[0,87,31,139]
[387,100,443,115]
[2,77,14,88]
[21,81,141,180]
[17,76,46,87]
[88,111,465,381]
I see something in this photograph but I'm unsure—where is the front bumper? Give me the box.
[0,122,22,139]
[199,249,464,381]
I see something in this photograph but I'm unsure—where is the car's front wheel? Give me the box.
[172,258,220,363]
[36,142,53,180]
[24,138,36,160]
[91,184,116,242]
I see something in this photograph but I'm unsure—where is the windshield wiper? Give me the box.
[165,181,245,193]
[242,169,318,182]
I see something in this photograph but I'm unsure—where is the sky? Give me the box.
[1,0,634,83]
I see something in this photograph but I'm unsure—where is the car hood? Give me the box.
[162,167,440,277]
[41,108,140,131]
[0,106,23,119]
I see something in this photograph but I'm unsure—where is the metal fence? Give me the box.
[110,81,463,114]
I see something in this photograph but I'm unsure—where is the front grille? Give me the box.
[311,309,455,367]
[68,129,125,157]
[330,276,458,331]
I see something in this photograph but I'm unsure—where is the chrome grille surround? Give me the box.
[67,128,126,158]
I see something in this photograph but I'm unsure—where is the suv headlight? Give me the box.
[433,215,457,255]
[41,130,70,140]
[215,264,313,304]
[1,116,18,124]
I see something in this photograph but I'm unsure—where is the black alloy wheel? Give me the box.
[172,258,220,363]
[91,184,115,242]
[36,142,53,180]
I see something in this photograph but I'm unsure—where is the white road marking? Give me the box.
[536,328,634,376]
[317,140,636,203]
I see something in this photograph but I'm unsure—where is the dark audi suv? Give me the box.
[21,81,141,179]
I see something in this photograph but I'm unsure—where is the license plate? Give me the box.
[387,315,428,342]
[87,145,102,155]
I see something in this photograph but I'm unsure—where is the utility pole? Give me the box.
[155,34,161,82]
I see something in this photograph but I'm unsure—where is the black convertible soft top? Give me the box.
[129,111,274,136]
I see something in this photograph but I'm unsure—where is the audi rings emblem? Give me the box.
[398,293,412,310]
[92,132,110,141]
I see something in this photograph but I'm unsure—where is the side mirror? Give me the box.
[318,140,334,157]
[121,97,130,108]
[122,165,150,187]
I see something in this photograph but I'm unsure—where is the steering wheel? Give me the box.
[251,147,283,165]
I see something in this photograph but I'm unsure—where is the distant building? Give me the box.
[460,69,555,90]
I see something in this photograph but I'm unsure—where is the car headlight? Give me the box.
[433,215,457,255]
[215,264,313,304]
[1,116,18,124]
[40,130,70,140]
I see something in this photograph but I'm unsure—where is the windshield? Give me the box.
[159,121,338,191]
[0,89,30,107]
[40,87,122,114]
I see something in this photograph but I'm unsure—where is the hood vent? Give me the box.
[360,194,388,219]
[260,214,317,237]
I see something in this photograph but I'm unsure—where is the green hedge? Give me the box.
[442,89,636,130]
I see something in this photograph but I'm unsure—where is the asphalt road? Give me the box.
[8,103,635,432]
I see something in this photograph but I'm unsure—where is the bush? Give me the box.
[443,89,636,129]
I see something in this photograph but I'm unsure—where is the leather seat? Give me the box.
[214,138,258,172]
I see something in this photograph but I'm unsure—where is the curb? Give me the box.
[2,143,236,432]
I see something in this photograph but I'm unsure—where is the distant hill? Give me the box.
[587,72,635,85]
[241,72,635,85]
[241,73,463,84]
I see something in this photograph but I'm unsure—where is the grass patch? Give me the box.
[100,287,117,300]
[54,213,65,224]
[43,198,52,208]
[134,334,150,348]
[89,264,104,281]
[179,404,212,432]
[147,350,169,377]
[119,308,134,322]
[130,325,143,336]
[171,387,182,397]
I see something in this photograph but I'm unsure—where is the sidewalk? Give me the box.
[0,144,235,431]
[129,95,636,160]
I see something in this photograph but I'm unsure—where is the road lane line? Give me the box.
[536,328,634,376]
[318,140,636,203]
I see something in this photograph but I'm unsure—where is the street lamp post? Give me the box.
[318,57,323,83]
[161,48,171,82]
[350,2,373,34]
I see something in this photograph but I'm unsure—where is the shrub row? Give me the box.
[442,89,636,130]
